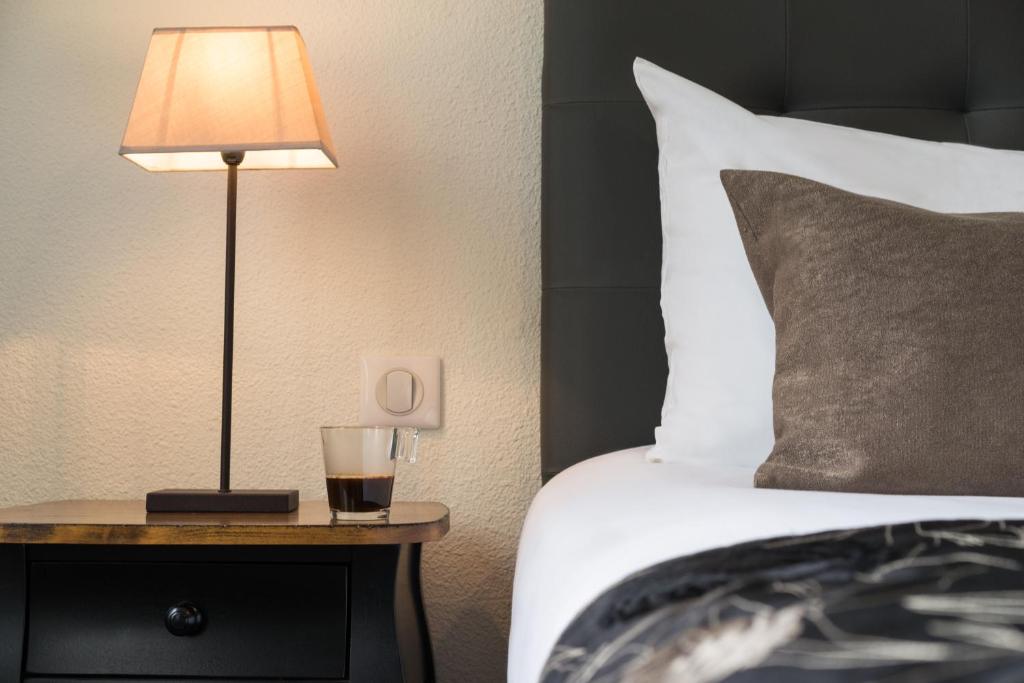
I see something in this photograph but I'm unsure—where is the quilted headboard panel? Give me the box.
[542,0,1024,481]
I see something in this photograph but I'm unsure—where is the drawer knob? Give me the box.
[165,602,205,636]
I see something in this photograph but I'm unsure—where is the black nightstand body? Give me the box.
[0,542,434,682]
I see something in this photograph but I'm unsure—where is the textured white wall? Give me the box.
[0,1,542,680]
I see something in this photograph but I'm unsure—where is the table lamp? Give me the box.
[120,26,337,512]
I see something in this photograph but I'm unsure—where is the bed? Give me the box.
[514,1,1024,681]
[511,448,1024,681]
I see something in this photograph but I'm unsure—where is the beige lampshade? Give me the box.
[119,26,337,172]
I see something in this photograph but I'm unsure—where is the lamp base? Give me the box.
[146,489,299,513]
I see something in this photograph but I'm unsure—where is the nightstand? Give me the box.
[0,500,449,682]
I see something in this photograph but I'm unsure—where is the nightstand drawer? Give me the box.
[26,560,348,679]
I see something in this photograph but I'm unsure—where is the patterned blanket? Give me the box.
[542,520,1024,683]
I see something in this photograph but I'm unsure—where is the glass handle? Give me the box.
[402,428,419,463]
[387,428,419,463]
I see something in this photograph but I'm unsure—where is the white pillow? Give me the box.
[634,57,1024,466]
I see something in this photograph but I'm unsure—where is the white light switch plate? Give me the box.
[360,356,442,428]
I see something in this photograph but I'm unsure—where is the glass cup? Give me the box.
[319,426,418,521]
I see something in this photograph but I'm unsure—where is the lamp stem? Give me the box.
[220,151,244,493]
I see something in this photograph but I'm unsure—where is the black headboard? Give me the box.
[541,0,1024,482]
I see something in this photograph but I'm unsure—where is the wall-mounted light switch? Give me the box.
[360,356,441,428]
[385,370,415,414]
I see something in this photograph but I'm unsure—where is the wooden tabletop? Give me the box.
[0,500,449,546]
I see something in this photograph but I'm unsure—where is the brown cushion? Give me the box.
[720,169,1024,496]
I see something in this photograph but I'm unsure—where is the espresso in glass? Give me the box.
[320,426,418,521]
[325,474,394,514]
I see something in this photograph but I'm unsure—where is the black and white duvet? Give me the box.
[543,520,1024,682]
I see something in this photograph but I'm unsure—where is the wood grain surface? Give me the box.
[0,500,449,546]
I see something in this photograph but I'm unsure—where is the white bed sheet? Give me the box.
[508,446,1024,683]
